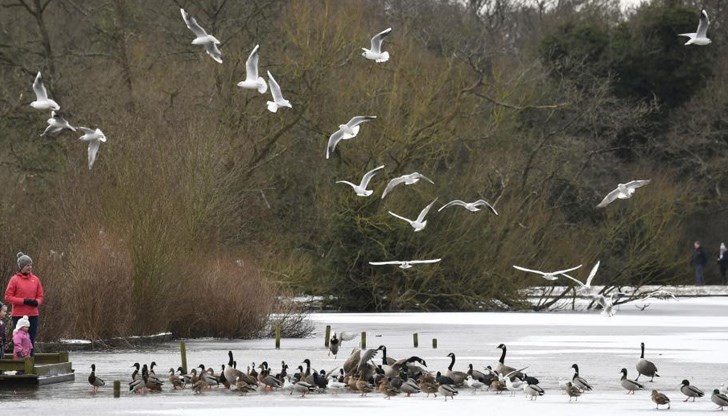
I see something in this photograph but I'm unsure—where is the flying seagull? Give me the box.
[388,199,438,232]
[30,72,60,111]
[512,264,582,281]
[362,28,392,63]
[180,8,222,63]
[78,127,107,170]
[336,165,384,196]
[438,199,498,215]
[596,180,650,208]
[381,172,434,199]
[326,116,376,159]
[266,71,292,113]
[369,259,441,269]
[561,261,600,292]
[41,111,75,136]
[592,293,622,317]
[679,9,711,46]
[237,44,267,94]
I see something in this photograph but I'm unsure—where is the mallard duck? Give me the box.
[436,371,455,386]
[571,364,592,391]
[234,361,258,386]
[445,353,467,386]
[679,379,704,402]
[438,383,458,401]
[88,364,105,394]
[400,378,421,396]
[383,384,401,400]
[176,367,192,386]
[356,378,374,396]
[142,364,163,392]
[565,381,582,401]
[711,389,728,410]
[635,342,659,382]
[262,368,283,390]
[197,364,219,387]
[620,368,644,394]
[524,381,545,400]
[467,363,488,382]
[292,380,316,397]
[420,379,439,397]
[168,368,185,389]
[495,344,522,380]
[651,389,671,409]
[129,365,146,394]
[235,375,256,395]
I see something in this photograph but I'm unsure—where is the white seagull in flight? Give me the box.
[381,172,434,199]
[438,199,498,215]
[336,165,384,196]
[362,28,392,63]
[266,71,292,113]
[180,8,222,63]
[78,127,107,170]
[561,261,600,291]
[369,259,441,269]
[388,199,438,232]
[326,116,376,159]
[512,264,582,281]
[596,180,650,208]
[41,111,75,136]
[30,72,60,111]
[679,10,711,46]
[237,44,267,93]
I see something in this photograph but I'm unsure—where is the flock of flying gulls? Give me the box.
[82,341,728,411]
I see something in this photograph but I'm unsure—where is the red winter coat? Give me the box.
[4,272,44,317]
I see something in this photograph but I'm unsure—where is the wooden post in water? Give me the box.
[432,338,438,349]
[413,333,419,348]
[180,341,188,373]
[361,331,366,349]
[275,324,281,349]
[113,380,121,398]
[324,325,331,347]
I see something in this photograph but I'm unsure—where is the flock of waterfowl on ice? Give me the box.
[82,337,728,411]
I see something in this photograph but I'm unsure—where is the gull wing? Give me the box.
[87,139,102,170]
[339,331,358,341]
[326,129,345,159]
[584,261,600,286]
[559,273,585,287]
[697,9,710,38]
[245,44,261,80]
[596,187,620,208]
[552,265,582,275]
[416,173,435,184]
[438,200,466,212]
[407,259,442,264]
[369,260,404,266]
[512,265,546,275]
[360,165,385,188]
[335,180,357,190]
[625,179,650,190]
[416,199,438,222]
[267,71,284,101]
[205,42,222,63]
[78,126,96,136]
[369,28,392,54]
[504,366,529,379]
[473,199,499,215]
[381,176,406,199]
[346,116,377,129]
[180,8,208,38]
[388,211,414,225]
[32,72,48,100]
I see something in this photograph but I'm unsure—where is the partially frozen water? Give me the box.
[1,297,727,415]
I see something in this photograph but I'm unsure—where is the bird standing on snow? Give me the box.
[651,389,671,410]
[679,379,704,402]
[596,180,650,208]
[237,44,267,93]
[620,368,644,394]
[635,342,659,382]
[362,28,392,63]
[30,72,60,111]
[712,389,728,410]
[180,8,222,63]
[679,10,711,46]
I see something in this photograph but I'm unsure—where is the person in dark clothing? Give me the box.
[692,241,708,285]
[719,242,728,285]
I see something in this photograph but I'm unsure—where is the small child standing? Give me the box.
[0,303,6,359]
[12,315,32,359]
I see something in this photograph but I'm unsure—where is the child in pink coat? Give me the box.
[12,315,32,359]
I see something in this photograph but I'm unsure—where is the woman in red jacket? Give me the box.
[4,252,44,354]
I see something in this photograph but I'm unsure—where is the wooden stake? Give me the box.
[324,325,331,347]
[361,331,366,349]
[413,333,419,348]
[113,380,121,398]
[432,338,438,349]
[275,324,281,349]
[180,341,188,373]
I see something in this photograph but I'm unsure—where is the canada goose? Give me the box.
[445,353,467,386]
[495,344,523,380]
[620,368,644,394]
[712,389,728,410]
[329,333,340,357]
[571,364,593,391]
[635,342,659,381]
[88,364,105,393]
[565,382,582,401]
[384,356,426,379]
[651,389,671,409]
[223,351,237,388]
[679,379,704,402]
[379,346,397,366]
[524,381,545,400]
[343,348,361,375]
[219,364,230,388]
[438,383,458,401]
[168,368,185,390]
[358,346,384,371]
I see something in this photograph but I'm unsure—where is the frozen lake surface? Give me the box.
[2,296,728,415]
